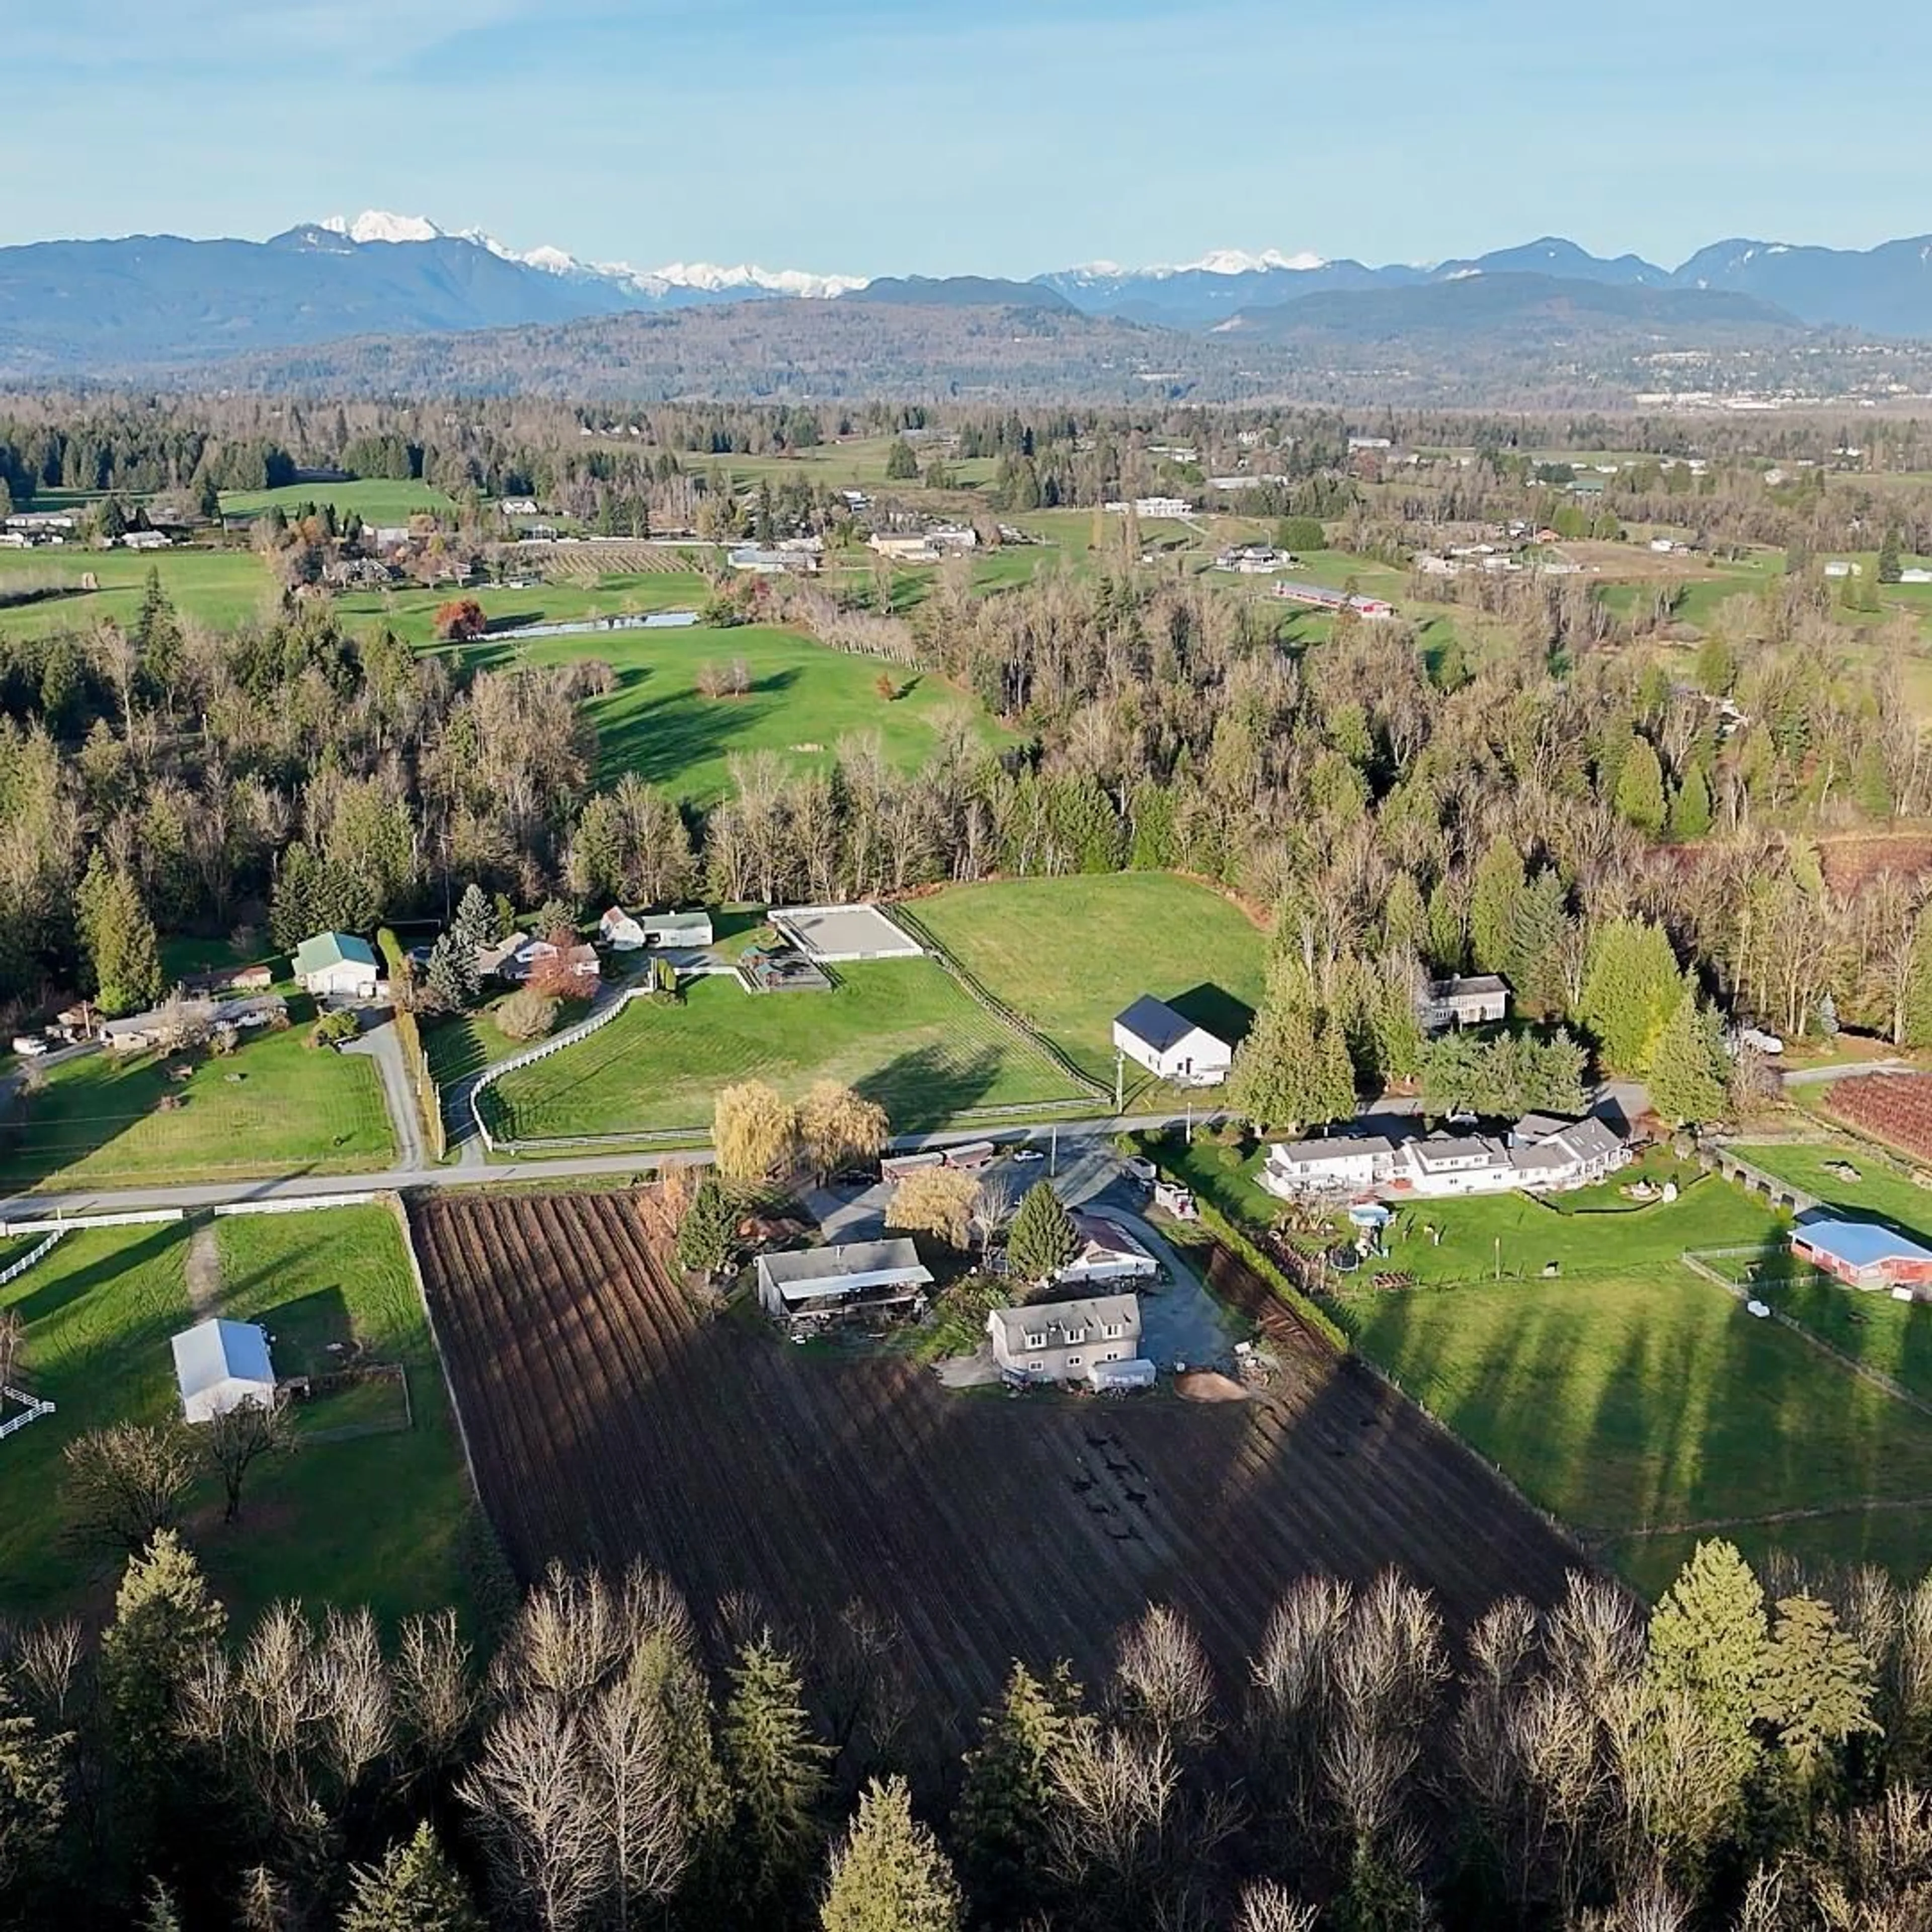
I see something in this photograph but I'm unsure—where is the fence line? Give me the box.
[0,1388,55,1442]
[213,1193,378,1218]
[0,1229,63,1289]
[0,1208,184,1237]
[468,985,660,1154]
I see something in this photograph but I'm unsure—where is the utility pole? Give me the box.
[1050,1123,1058,1177]
[1114,1049,1123,1118]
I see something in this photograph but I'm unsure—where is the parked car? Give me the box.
[9,1034,48,1057]
[1123,1156,1157,1184]
[1009,1146,1045,1163]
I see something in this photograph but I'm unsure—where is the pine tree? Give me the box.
[1646,1541,1768,1808]
[883,439,919,481]
[1007,1182,1080,1284]
[1879,527,1904,584]
[1578,918,1682,1076]
[1903,903,1932,1048]
[451,881,495,965]
[1381,873,1426,957]
[342,1822,484,1932]
[1313,1012,1358,1125]
[955,1662,1087,1925]
[1615,737,1668,835]
[820,1777,961,1932]
[424,932,472,1013]
[1853,740,1895,819]
[1467,838,1524,976]
[76,852,163,1019]
[676,1175,738,1280]
[137,1880,184,1932]
[1667,763,1713,840]
[722,1638,831,1922]
[1758,1595,1880,1786]
[1648,982,1731,1128]
[0,1677,67,1904]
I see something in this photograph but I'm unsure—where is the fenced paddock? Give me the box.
[771,903,924,962]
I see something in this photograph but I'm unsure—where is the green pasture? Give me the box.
[481,960,1084,1142]
[335,567,708,647]
[0,1018,394,1192]
[910,872,1268,1086]
[0,1212,471,1629]
[220,478,456,523]
[0,546,270,641]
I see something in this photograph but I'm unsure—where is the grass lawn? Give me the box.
[911,873,1268,1087]
[0,546,271,641]
[446,619,1006,807]
[483,962,1085,1141]
[208,1206,474,1625]
[0,1019,394,1191]
[338,568,710,647]
[1733,1140,1932,1244]
[221,479,455,523]
[0,1212,473,1630]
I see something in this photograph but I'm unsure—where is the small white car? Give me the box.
[1009,1146,1045,1163]
[1123,1156,1157,1184]
[9,1035,48,1058]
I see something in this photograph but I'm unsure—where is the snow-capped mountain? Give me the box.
[320,210,868,303]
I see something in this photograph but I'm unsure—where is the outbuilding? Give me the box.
[291,932,380,1001]
[1059,1214,1160,1284]
[1791,1218,1932,1295]
[1112,997,1232,1088]
[171,1319,276,1424]
[755,1240,934,1326]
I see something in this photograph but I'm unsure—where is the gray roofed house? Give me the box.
[1418,974,1511,1035]
[1111,997,1233,1087]
[1512,1117,1627,1190]
[756,1240,934,1325]
[986,1292,1144,1384]
[171,1319,276,1425]
[635,910,714,948]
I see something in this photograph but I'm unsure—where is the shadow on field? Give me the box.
[1168,982,1256,1048]
[597,668,803,789]
[10,1222,186,1329]
[855,1043,1004,1134]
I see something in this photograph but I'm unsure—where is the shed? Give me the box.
[1111,997,1232,1088]
[635,910,714,949]
[755,1240,933,1324]
[1791,1218,1932,1295]
[1060,1214,1161,1284]
[291,932,380,1001]
[171,1319,276,1424]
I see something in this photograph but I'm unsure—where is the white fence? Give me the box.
[469,986,657,1154]
[0,1229,63,1289]
[0,1208,184,1238]
[0,1388,54,1442]
[213,1193,378,1218]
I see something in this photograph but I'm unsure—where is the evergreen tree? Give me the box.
[1615,737,1668,835]
[1467,838,1524,977]
[1648,982,1731,1128]
[452,881,496,959]
[1229,993,1321,1132]
[1646,1541,1768,1817]
[1007,1182,1080,1285]
[1903,903,1932,1049]
[722,1638,831,1924]
[1758,1595,1880,1787]
[1879,527,1904,584]
[676,1174,738,1280]
[1667,763,1714,840]
[0,1677,68,1907]
[1853,740,1895,819]
[137,1880,184,1932]
[1381,873,1426,957]
[76,852,163,1018]
[883,439,919,481]
[1578,918,1682,1076]
[424,932,472,1013]
[1313,1012,1358,1125]
[342,1822,484,1932]
[955,1662,1087,1926]
[820,1776,962,1932]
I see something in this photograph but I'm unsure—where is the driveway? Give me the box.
[342,1019,424,1171]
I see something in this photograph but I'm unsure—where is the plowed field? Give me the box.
[1827,1073,1932,1164]
[413,1192,1583,1728]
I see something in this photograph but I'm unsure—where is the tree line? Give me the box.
[6,1532,1932,1929]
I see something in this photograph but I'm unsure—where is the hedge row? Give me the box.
[1194,1200,1352,1354]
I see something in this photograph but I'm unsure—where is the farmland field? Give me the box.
[480,962,1086,1142]
[910,873,1268,1086]
[0,1209,471,1628]
[1335,1174,1932,1594]
[411,1190,1581,1732]
[0,1021,394,1191]
[220,478,455,523]
[0,545,270,640]
[1823,1073,1932,1165]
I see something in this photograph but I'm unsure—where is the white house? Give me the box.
[1418,975,1510,1034]
[1901,568,1932,585]
[1824,560,1860,579]
[124,529,171,550]
[599,907,649,949]
[171,1319,276,1425]
[985,1292,1144,1385]
[1392,1135,1521,1197]
[291,932,380,1001]
[1510,1117,1629,1192]
[1260,1137,1397,1199]
[1112,997,1233,1088]
[1059,1214,1160,1285]
[500,496,540,516]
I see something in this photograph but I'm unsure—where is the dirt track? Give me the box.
[413,1192,1584,1730]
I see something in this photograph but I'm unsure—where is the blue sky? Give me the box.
[11,0,1931,274]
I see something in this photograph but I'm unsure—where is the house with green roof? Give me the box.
[291,931,380,1001]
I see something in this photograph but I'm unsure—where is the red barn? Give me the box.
[1791,1218,1932,1295]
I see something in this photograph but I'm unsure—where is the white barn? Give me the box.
[1059,1214,1160,1285]
[171,1319,276,1425]
[1112,997,1232,1088]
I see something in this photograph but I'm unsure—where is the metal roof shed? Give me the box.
[171,1319,276,1425]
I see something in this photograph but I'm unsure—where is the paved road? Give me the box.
[1781,1058,1915,1087]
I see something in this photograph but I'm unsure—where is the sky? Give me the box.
[10,0,1932,276]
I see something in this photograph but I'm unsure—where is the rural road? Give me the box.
[1780,1058,1914,1087]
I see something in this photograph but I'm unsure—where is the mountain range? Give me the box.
[6,210,1932,391]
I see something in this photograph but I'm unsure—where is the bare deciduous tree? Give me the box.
[1112,1605,1216,1753]
[395,1609,477,1783]
[203,1396,297,1523]
[62,1422,197,1553]
[1235,1879,1318,1932]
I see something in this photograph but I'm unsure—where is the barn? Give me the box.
[291,932,380,1002]
[1112,997,1232,1088]
[171,1319,277,1424]
[1791,1218,1932,1296]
